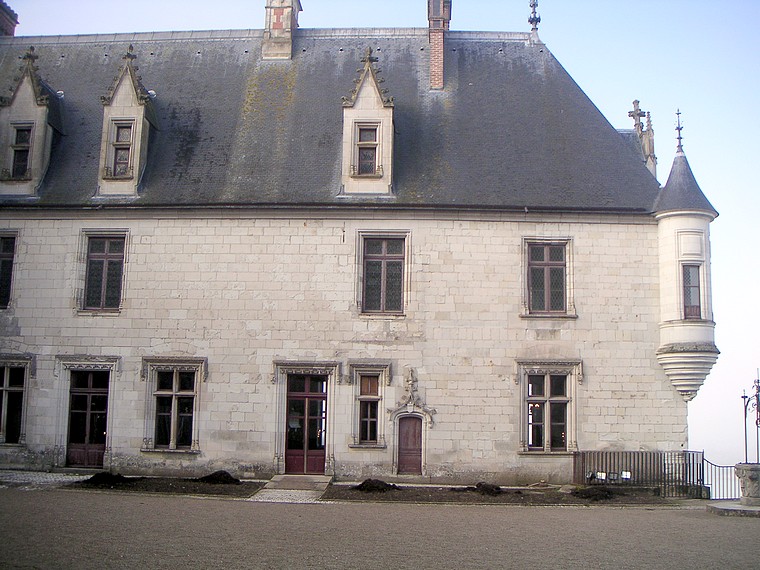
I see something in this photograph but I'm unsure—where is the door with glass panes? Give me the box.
[285,374,327,474]
[67,370,109,467]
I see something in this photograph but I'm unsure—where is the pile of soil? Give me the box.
[71,470,259,498]
[352,479,400,493]
[322,484,671,505]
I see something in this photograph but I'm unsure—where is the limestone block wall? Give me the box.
[0,210,686,483]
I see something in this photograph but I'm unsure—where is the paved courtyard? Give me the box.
[1,482,759,569]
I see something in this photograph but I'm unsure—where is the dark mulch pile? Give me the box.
[323,482,672,505]
[69,470,260,498]
[352,478,400,493]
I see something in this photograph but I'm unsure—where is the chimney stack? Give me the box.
[0,2,18,37]
[262,0,302,60]
[428,0,451,90]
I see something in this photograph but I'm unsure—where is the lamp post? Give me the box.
[742,371,760,463]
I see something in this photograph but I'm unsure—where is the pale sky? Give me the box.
[10,0,760,466]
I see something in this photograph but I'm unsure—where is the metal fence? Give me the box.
[573,450,741,499]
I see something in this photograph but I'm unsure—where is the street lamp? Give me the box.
[741,371,760,463]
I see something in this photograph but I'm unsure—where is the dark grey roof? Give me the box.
[0,28,663,213]
[654,151,717,217]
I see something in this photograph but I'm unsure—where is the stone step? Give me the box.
[264,474,332,491]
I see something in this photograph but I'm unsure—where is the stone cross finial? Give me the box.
[629,100,646,134]
[529,0,541,32]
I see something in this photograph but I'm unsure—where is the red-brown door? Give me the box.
[285,374,327,474]
[67,370,109,468]
[398,416,422,475]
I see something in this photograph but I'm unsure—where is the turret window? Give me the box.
[682,264,701,319]
[105,121,134,179]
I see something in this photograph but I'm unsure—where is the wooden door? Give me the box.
[67,370,109,468]
[398,416,422,475]
[285,374,327,474]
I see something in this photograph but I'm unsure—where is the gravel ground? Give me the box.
[1,487,758,569]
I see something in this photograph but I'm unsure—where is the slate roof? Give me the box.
[0,28,664,213]
[654,151,717,217]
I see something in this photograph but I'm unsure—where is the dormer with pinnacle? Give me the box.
[97,45,158,197]
[340,48,395,196]
[0,46,64,196]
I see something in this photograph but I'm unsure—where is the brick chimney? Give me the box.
[262,0,302,60]
[428,0,451,89]
[0,2,18,37]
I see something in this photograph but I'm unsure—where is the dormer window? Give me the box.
[97,45,158,196]
[10,124,32,180]
[341,48,394,196]
[0,47,64,196]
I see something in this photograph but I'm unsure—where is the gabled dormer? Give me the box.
[340,48,395,196]
[0,47,64,196]
[98,45,158,196]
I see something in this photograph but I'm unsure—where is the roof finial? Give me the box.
[529,1,541,32]
[675,109,684,153]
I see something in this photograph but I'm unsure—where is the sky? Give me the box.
[10,0,760,466]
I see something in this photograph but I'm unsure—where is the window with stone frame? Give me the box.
[519,360,579,453]
[527,242,567,314]
[10,124,32,180]
[0,235,16,309]
[0,364,26,445]
[154,368,196,449]
[349,362,389,448]
[362,236,405,314]
[526,373,569,451]
[682,264,701,319]
[83,236,125,310]
[104,121,134,179]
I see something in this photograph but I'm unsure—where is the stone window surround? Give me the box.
[102,118,135,180]
[347,361,391,449]
[0,355,32,445]
[520,236,577,319]
[356,230,411,317]
[516,359,581,454]
[75,228,130,315]
[140,357,207,454]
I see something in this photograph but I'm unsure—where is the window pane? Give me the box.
[157,371,174,391]
[1,237,16,254]
[288,375,306,393]
[90,411,107,445]
[550,402,567,450]
[155,396,172,446]
[91,371,109,390]
[70,394,88,411]
[307,417,325,450]
[529,245,544,262]
[116,126,132,142]
[0,258,13,308]
[179,371,195,392]
[358,148,376,174]
[176,397,194,447]
[530,267,545,311]
[384,260,403,311]
[360,375,379,396]
[90,395,108,412]
[360,401,378,442]
[385,239,404,256]
[15,128,31,145]
[363,260,383,311]
[12,149,29,177]
[88,239,107,254]
[8,367,24,388]
[550,375,566,397]
[107,239,125,255]
[364,239,383,255]
[71,371,89,390]
[308,398,326,417]
[104,260,123,308]
[287,417,304,449]
[359,128,376,142]
[5,390,22,444]
[309,377,327,394]
[527,402,544,448]
[549,267,565,311]
[84,259,104,307]
[528,375,544,397]
[68,412,87,444]
[549,246,565,262]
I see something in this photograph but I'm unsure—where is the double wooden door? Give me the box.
[285,374,327,474]
[67,370,109,468]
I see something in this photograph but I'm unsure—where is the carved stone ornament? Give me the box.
[388,367,436,426]
[514,359,583,385]
[56,355,120,377]
[140,357,207,382]
[341,47,394,108]
[735,463,760,507]
[271,361,340,383]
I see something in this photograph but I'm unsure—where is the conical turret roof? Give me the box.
[654,150,717,217]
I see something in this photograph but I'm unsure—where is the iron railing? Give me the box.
[573,450,739,498]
